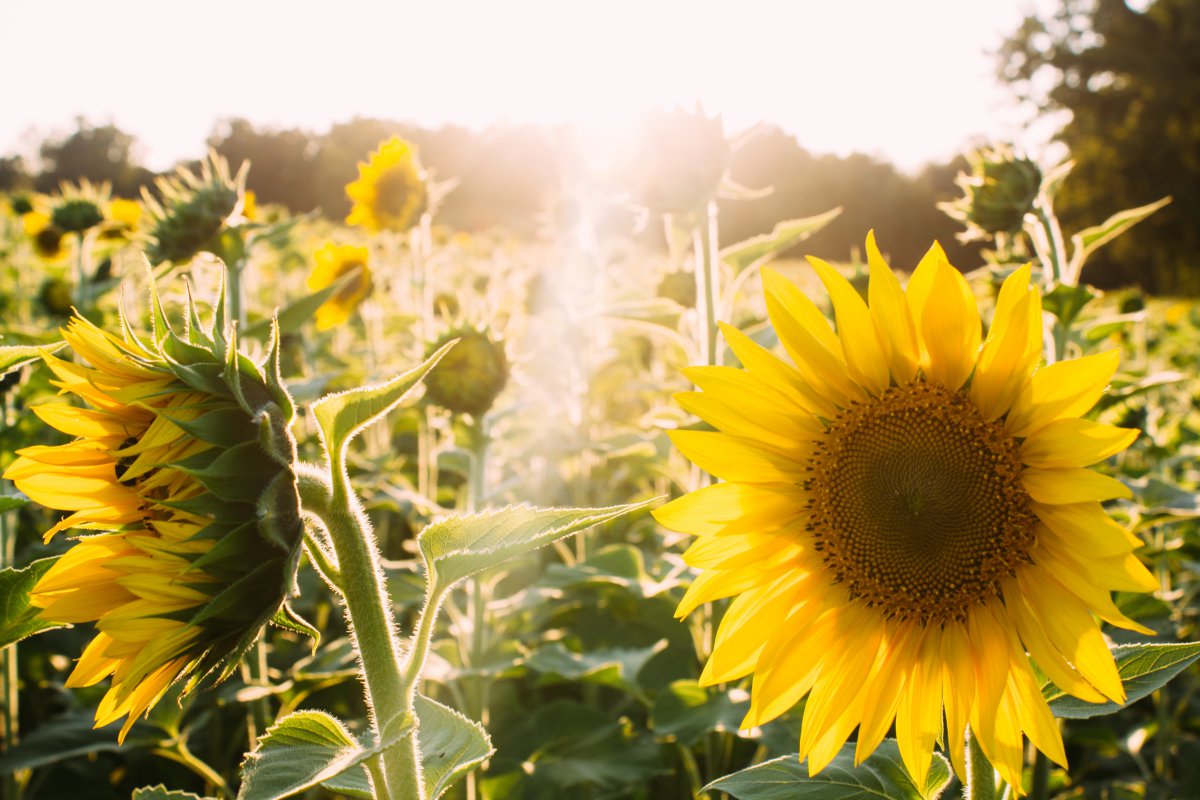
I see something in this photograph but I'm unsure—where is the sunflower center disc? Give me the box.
[374,168,416,218]
[807,380,1036,624]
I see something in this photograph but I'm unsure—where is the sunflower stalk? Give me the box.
[297,465,420,797]
[966,728,998,800]
[412,218,439,506]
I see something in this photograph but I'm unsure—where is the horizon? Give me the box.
[2,0,1059,176]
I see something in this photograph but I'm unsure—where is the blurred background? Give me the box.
[1,0,1196,292]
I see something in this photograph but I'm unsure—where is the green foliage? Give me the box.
[1045,643,1200,719]
[704,742,953,800]
[0,557,66,648]
[999,0,1200,293]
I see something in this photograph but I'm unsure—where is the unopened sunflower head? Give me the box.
[306,241,373,330]
[655,231,1154,792]
[944,144,1042,240]
[141,151,245,265]
[345,136,429,233]
[3,279,304,741]
[633,106,730,216]
[10,194,34,216]
[51,180,110,235]
[423,326,509,418]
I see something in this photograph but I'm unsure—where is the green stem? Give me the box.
[1029,749,1050,800]
[302,527,344,593]
[74,232,91,315]
[1033,204,1066,290]
[965,727,997,800]
[227,259,246,331]
[298,466,419,798]
[153,739,232,799]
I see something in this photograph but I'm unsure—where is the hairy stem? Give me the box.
[965,727,997,800]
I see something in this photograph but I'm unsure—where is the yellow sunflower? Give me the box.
[654,232,1155,790]
[345,136,428,233]
[3,302,304,741]
[307,242,373,330]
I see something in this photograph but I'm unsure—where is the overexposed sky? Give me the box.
[1,0,1056,173]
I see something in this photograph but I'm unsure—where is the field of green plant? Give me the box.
[0,128,1197,800]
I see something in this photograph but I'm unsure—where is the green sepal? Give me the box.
[311,341,454,465]
[270,601,320,652]
[174,441,276,504]
[158,491,255,523]
[166,404,259,450]
[183,279,217,349]
[0,557,68,648]
[166,360,236,399]
[256,470,305,554]
[146,273,177,349]
[263,318,296,423]
[257,404,299,467]
[183,521,261,579]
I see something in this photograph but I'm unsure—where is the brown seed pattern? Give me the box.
[806,380,1035,624]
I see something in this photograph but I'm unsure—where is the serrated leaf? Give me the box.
[418,499,656,592]
[1075,196,1171,262]
[320,696,492,800]
[525,640,667,700]
[132,786,217,800]
[237,709,413,800]
[0,557,67,648]
[0,343,62,376]
[719,207,842,272]
[312,342,454,465]
[1045,642,1200,719]
[705,741,951,799]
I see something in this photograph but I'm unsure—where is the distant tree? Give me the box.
[718,126,982,271]
[0,155,30,193]
[35,118,153,197]
[999,0,1200,294]
[208,118,318,211]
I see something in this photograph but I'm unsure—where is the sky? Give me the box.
[1,0,1059,174]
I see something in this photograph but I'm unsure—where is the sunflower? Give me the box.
[345,136,428,233]
[306,242,373,330]
[3,296,304,741]
[654,232,1155,790]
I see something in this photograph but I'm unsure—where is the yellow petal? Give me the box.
[654,482,799,536]
[916,254,981,391]
[1029,544,1154,634]
[808,256,890,396]
[1006,350,1120,437]
[972,273,1038,421]
[895,627,943,788]
[668,430,808,483]
[1032,504,1143,556]
[1021,419,1139,468]
[865,231,919,384]
[1022,467,1131,504]
[702,570,812,685]
[720,322,839,419]
[855,623,919,765]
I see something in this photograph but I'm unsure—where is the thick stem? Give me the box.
[227,259,246,331]
[300,465,420,797]
[965,727,997,800]
[1029,749,1050,800]
[1032,203,1066,290]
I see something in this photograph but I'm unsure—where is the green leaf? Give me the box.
[0,557,67,648]
[238,709,413,800]
[418,499,657,592]
[1074,196,1171,262]
[0,710,158,773]
[525,640,667,700]
[0,494,29,514]
[320,696,492,800]
[1045,642,1200,719]
[1041,282,1097,328]
[311,342,454,465]
[241,267,362,340]
[719,207,842,272]
[0,343,63,377]
[415,694,493,800]
[651,680,750,747]
[705,741,952,800]
[132,786,217,800]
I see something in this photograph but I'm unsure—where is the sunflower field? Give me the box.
[0,122,1198,800]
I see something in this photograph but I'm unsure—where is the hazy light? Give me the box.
[2,0,1050,172]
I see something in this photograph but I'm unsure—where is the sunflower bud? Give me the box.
[345,137,429,233]
[424,327,509,417]
[51,180,110,234]
[32,225,66,261]
[944,144,1042,239]
[633,107,731,216]
[3,280,304,741]
[10,194,34,216]
[306,242,373,330]
[38,277,74,316]
[142,151,244,265]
